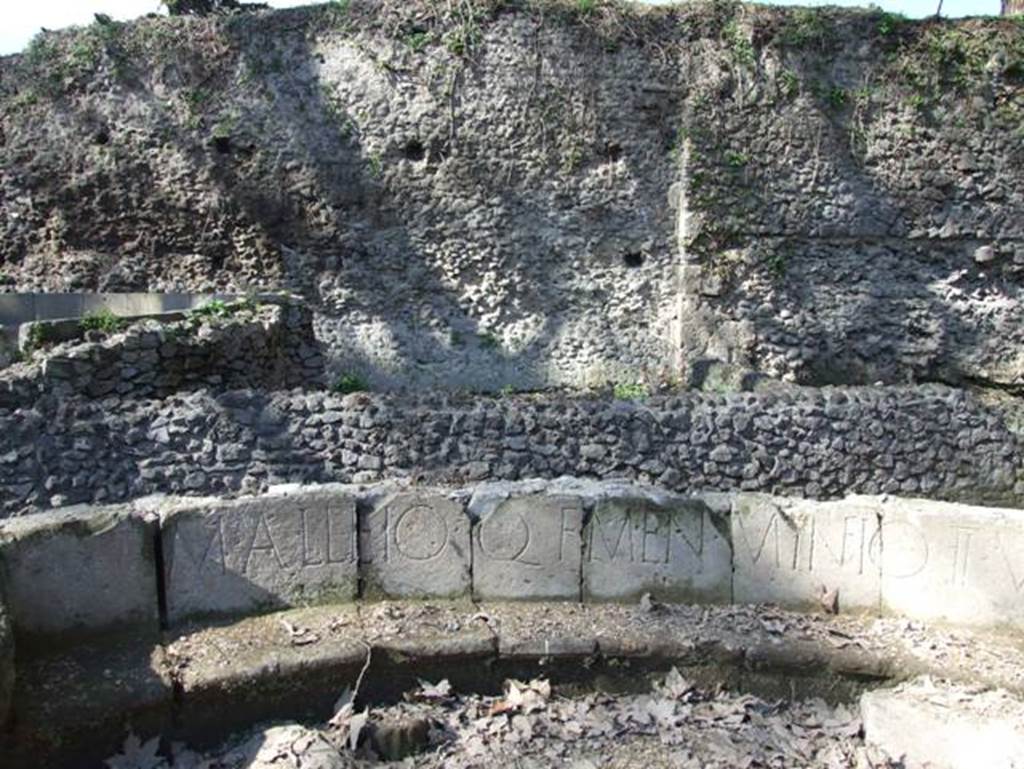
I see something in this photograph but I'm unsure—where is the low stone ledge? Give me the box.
[6,481,1024,655]
[9,601,1024,767]
[166,605,365,744]
[4,637,172,769]
[0,504,160,644]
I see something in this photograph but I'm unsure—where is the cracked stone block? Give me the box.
[359,491,471,599]
[732,494,882,613]
[878,498,1024,627]
[158,488,357,625]
[861,678,1024,769]
[0,505,160,642]
[470,487,584,601]
[583,489,732,604]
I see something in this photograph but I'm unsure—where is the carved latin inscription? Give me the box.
[731,497,883,611]
[582,495,731,603]
[359,493,471,599]
[472,494,584,600]
[163,492,358,624]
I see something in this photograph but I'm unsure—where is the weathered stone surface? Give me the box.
[7,638,172,769]
[878,498,1024,627]
[359,491,471,599]
[167,605,365,741]
[470,485,584,601]
[0,574,12,728]
[0,505,159,640]
[582,488,731,604]
[218,725,350,769]
[159,489,357,624]
[861,678,1024,769]
[732,495,882,613]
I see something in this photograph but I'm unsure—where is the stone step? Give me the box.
[5,601,1024,769]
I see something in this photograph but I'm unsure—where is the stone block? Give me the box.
[878,498,1024,627]
[861,678,1024,769]
[159,488,357,625]
[583,489,731,604]
[470,487,584,601]
[8,638,172,769]
[732,494,882,613]
[359,491,471,599]
[0,505,160,641]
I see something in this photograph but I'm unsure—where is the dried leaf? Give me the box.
[348,709,369,751]
[105,734,164,769]
[415,678,453,701]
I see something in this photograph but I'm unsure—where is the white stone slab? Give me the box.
[470,488,584,601]
[159,489,357,624]
[861,678,1024,769]
[732,494,882,613]
[0,505,160,639]
[359,491,471,599]
[878,498,1024,628]
[583,490,731,603]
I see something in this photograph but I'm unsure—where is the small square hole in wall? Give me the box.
[403,139,426,161]
[622,251,645,268]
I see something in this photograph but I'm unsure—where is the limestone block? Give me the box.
[732,495,882,613]
[861,678,1024,769]
[878,498,1024,627]
[359,491,471,599]
[470,486,584,601]
[582,489,731,604]
[159,489,357,624]
[0,505,160,640]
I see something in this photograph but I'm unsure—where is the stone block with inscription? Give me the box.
[0,505,160,641]
[732,494,882,613]
[159,488,357,624]
[878,498,1024,628]
[469,485,584,601]
[359,491,471,599]
[583,489,731,604]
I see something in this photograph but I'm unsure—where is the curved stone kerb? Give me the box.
[3,482,1024,646]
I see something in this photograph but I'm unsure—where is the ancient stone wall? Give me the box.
[0,299,323,410]
[1,384,1020,517]
[1,4,1021,391]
